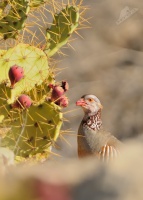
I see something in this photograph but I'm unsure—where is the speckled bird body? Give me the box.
[76,94,122,160]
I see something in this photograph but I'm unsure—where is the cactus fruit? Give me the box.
[44,6,79,57]
[0,0,30,39]
[49,84,65,101]
[0,43,49,103]
[56,95,69,107]
[12,94,32,109]
[9,65,24,88]
[49,81,69,107]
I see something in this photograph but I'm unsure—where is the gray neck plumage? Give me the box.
[82,109,102,131]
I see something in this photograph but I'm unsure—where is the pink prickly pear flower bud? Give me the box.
[8,64,24,88]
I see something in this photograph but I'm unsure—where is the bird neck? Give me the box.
[82,109,102,131]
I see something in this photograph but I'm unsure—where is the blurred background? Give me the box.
[0,1,143,200]
[52,0,143,158]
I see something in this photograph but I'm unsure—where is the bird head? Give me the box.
[76,94,103,115]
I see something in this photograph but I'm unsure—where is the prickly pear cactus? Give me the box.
[0,0,84,162]
[44,6,79,57]
[0,0,30,39]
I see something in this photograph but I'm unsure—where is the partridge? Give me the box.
[76,94,122,161]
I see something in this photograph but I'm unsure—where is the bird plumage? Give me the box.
[76,94,122,161]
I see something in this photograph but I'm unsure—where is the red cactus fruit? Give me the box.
[49,81,69,101]
[56,95,69,107]
[61,81,69,92]
[12,94,32,109]
[51,86,65,101]
[8,64,24,87]
[49,81,69,107]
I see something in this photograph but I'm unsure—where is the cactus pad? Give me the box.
[0,43,49,103]
[0,0,30,39]
[1,100,63,159]
[30,0,49,8]
[44,5,79,57]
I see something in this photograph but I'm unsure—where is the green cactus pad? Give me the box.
[1,101,63,159]
[0,0,8,18]
[0,43,49,103]
[0,0,30,39]
[44,5,79,57]
[30,0,49,8]
[0,1,6,19]
[0,83,11,125]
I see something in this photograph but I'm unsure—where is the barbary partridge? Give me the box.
[76,94,122,161]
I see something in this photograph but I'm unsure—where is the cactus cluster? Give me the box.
[0,0,84,162]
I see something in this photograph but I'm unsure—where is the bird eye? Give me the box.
[88,98,94,102]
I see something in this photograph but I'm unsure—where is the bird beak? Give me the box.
[76,98,86,107]
[98,103,103,109]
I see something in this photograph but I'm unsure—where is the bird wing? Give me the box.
[99,144,120,162]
